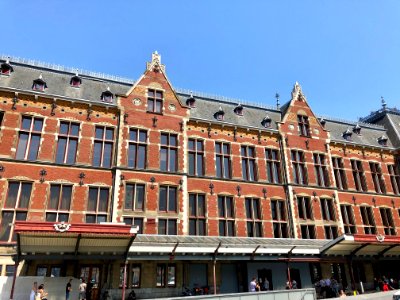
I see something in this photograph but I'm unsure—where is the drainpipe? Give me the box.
[110,109,121,222]
[9,258,19,300]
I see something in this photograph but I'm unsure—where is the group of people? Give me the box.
[374,276,397,292]
[30,278,88,300]
[249,277,270,292]
[314,277,347,298]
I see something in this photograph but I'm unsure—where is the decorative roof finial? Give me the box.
[39,72,43,80]
[381,96,387,110]
[190,91,193,98]
[107,86,110,91]
[275,92,280,109]
[152,51,161,64]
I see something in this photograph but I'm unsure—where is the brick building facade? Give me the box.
[0,52,399,299]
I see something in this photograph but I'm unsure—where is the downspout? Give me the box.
[110,108,121,222]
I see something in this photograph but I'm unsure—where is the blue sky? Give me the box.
[2,1,400,120]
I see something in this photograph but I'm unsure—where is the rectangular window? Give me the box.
[291,150,308,185]
[128,129,147,169]
[298,115,310,137]
[156,264,175,287]
[332,157,348,190]
[320,198,336,221]
[265,148,281,184]
[158,219,177,235]
[215,142,231,179]
[245,198,262,237]
[388,164,400,195]
[93,126,114,168]
[6,265,15,276]
[147,89,163,113]
[55,121,79,164]
[0,182,32,242]
[380,207,395,236]
[160,133,178,172]
[370,162,386,194]
[300,225,316,239]
[16,116,43,160]
[297,196,313,220]
[360,206,376,234]
[189,194,206,236]
[0,112,3,127]
[271,200,288,238]
[218,195,235,236]
[125,184,145,211]
[131,264,141,288]
[351,160,367,192]
[241,146,257,181]
[313,153,330,187]
[188,138,204,176]
[340,205,356,234]
[159,186,177,212]
[86,187,109,223]
[46,184,72,222]
[324,226,339,239]
[123,217,144,234]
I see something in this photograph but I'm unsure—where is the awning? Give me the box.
[321,234,400,257]
[128,235,327,260]
[14,221,137,260]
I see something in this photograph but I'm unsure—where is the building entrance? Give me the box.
[80,266,101,300]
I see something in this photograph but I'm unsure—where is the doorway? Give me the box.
[80,266,101,300]
[289,268,302,289]
[257,268,273,290]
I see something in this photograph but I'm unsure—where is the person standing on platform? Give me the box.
[66,278,73,300]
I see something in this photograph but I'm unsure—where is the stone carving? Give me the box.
[53,222,71,232]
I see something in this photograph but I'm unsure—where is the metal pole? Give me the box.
[213,259,217,295]
[121,261,128,300]
[287,262,292,289]
[9,260,19,300]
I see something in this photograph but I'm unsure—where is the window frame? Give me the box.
[388,164,400,195]
[128,128,147,169]
[241,145,258,181]
[271,199,288,238]
[298,115,310,137]
[55,121,80,164]
[313,153,330,187]
[160,133,178,172]
[351,160,367,192]
[124,183,145,211]
[379,207,396,236]
[370,162,386,194]
[324,225,339,239]
[340,204,356,234]
[291,150,308,185]
[297,196,313,220]
[85,187,110,223]
[156,264,176,287]
[92,126,114,168]
[332,157,348,190]
[218,195,235,236]
[265,148,282,184]
[158,218,177,235]
[245,197,262,237]
[188,138,205,176]
[16,115,43,161]
[360,206,376,234]
[46,184,72,223]
[215,142,231,179]
[123,217,144,234]
[320,198,336,221]
[158,185,177,213]
[147,89,163,114]
[188,193,206,236]
[300,224,316,239]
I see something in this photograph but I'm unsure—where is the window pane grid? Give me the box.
[46,184,72,222]
[128,129,147,169]
[313,153,330,187]
[245,198,262,237]
[86,187,109,223]
[56,121,79,164]
[332,157,348,190]
[380,207,396,236]
[158,219,177,235]
[188,138,204,176]
[388,164,400,195]
[265,149,281,183]
[160,133,178,172]
[291,150,308,185]
[218,196,235,236]
[241,146,257,181]
[340,205,356,234]
[159,186,177,212]
[360,206,376,234]
[147,89,163,113]
[351,160,367,192]
[189,194,206,236]
[320,198,336,221]
[297,197,313,220]
[93,126,114,168]
[215,142,231,179]
[16,116,43,160]
[298,115,310,137]
[370,162,386,194]
[125,184,145,211]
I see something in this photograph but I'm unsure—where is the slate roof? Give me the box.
[0,56,399,149]
[177,92,281,131]
[0,59,131,106]
[322,116,395,149]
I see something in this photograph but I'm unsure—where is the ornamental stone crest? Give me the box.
[53,222,71,232]
[146,51,166,73]
[376,234,385,243]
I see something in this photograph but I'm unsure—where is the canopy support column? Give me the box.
[121,260,128,300]
[9,258,19,300]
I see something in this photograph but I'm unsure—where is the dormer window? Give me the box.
[261,115,272,128]
[101,88,113,103]
[147,89,163,113]
[70,75,82,87]
[32,74,47,92]
[353,124,361,135]
[0,60,13,76]
[186,93,196,108]
[214,107,225,121]
[378,135,388,147]
[343,129,352,141]
[319,118,326,128]
[234,104,243,116]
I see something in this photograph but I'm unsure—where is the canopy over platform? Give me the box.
[321,234,400,257]
[128,235,328,260]
[14,221,137,260]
